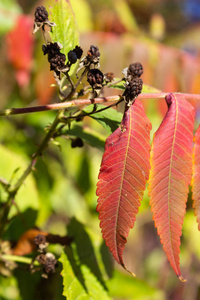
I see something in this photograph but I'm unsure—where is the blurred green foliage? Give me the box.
[1,0,200,300]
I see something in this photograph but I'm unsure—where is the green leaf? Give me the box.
[70,0,93,33]
[48,0,79,72]
[62,124,105,150]
[109,79,161,94]
[83,104,123,134]
[0,145,39,215]
[107,270,166,300]
[0,0,21,35]
[60,218,111,300]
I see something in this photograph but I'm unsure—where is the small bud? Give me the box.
[104,72,115,83]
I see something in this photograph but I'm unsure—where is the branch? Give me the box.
[1,93,200,117]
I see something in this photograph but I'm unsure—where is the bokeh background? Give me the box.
[1,0,200,299]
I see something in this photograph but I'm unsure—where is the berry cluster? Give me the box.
[34,234,57,278]
[33,5,55,34]
[123,62,143,104]
[123,78,143,101]
[87,69,104,89]
[34,6,48,23]
[37,253,57,276]
[127,62,143,78]
[42,42,66,76]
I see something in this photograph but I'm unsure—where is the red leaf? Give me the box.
[6,15,34,87]
[148,93,194,281]
[96,100,152,271]
[192,125,200,230]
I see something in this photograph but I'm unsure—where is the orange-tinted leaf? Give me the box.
[148,93,194,281]
[192,125,200,230]
[96,100,152,271]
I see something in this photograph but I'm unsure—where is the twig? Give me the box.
[1,93,200,117]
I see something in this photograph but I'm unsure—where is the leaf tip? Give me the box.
[178,275,187,283]
[129,270,136,277]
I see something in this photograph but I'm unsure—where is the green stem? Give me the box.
[1,254,39,266]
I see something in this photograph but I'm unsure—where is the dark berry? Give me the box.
[86,45,100,63]
[73,46,83,59]
[34,6,48,23]
[49,53,66,72]
[87,69,104,88]
[127,62,143,78]
[71,138,84,148]
[124,78,143,101]
[68,50,78,64]
[42,42,61,58]
[42,43,66,74]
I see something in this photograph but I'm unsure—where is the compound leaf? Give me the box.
[148,93,194,281]
[96,100,152,271]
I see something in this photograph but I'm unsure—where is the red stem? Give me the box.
[1,93,200,117]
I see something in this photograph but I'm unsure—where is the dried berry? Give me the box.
[49,53,66,72]
[87,45,100,60]
[37,253,57,276]
[127,62,143,78]
[123,78,143,102]
[34,234,46,246]
[73,46,83,59]
[44,253,57,274]
[42,43,66,75]
[68,50,78,64]
[34,6,48,23]
[42,42,61,58]
[87,69,104,89]
[33,5,55,34]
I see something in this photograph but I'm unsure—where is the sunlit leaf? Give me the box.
[148,93,194,281]
[49,0,79,73]
[84,104,123,134]
[97,100,152,271]
[192,125,200,230]
[0,145,39,216]
[60,218,111,300]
